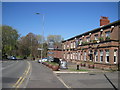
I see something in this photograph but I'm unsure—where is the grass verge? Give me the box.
[68,68,89,72]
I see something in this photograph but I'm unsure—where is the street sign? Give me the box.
[37,48,43,50]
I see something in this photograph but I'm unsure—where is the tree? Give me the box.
[2,25,20,57]
[47,35,64,49]
[17,33,39,58]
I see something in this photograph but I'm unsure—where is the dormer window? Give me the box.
[79,39,82,45]
[86,37,90,42]
[94,34,98,40]
[105,31,110,37]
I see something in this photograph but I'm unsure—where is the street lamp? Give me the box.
[36,13,45,60]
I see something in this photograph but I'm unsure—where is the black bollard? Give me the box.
[77,65,79,70]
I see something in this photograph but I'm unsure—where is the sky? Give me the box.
[2,2,118,40]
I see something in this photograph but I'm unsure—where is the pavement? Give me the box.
[26,61,67,88]
[53,62,119,89]
[55,62,110,73]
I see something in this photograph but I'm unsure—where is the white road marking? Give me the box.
[53,71,71,89]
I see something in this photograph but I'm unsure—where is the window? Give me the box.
[67,54,69,59]
[105,31,110,37]
[84,52,86,61]
[78,52,81,60]
[94,34,98,40]
[86,37,90,42]
[105,50,109,63]
[73,53,75,59]
[114,49,117,64]
[67,44,69,48]
[100,50,103,62]
[76,52,78,60]
[95,51,98,62]
[79,39,82,45]
[64,53,65,59]
[64,44,66,49]
[71,53,73,59]
[73,42,76,48]
[81,53,83,60]
[71,42,73,48]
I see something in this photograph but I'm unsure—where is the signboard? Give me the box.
[48,40,54,50]
[48,52,54,54]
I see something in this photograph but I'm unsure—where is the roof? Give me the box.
[62,20,120,43]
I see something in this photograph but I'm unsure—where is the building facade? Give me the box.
[47,17,120,70]
[62,17,120,70]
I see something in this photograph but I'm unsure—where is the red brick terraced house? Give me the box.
[62,16,120,70]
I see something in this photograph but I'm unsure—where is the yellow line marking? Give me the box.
[12,61,31,88]
[12,77,23,87]
[16,76,25,88]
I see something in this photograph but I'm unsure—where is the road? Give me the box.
[2,60,66,89]
[1,60,119,90]
[2,60,28,88]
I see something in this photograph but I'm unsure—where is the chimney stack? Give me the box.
[100,16,110,26]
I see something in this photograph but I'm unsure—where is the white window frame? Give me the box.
[76,52,78,60]
[84,52,86,61]
[73,42,76,48]
[64,53,65,59]
[67,54,69,59]
[86,37,90,42]
[105,50,109,63]
[106,31,110,37]
[67,44,69,48]
[114,50,117,64]
[78,52,80,60]
[79,39,82,45]
[71,53,73,59]
[95,51,98,62]
[94,34,98,40]
[64,44,66,49]
[100,50,103,62]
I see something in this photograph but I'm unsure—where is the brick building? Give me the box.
[62,17,120,70]
[47,44,63,60]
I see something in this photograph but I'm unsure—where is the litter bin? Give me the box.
[60,60,68,69]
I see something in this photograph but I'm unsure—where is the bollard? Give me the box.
[77,65,79,70]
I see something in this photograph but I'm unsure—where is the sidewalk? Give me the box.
[55,62,113,73]
[26,61,66,88]
[54,62,118,88]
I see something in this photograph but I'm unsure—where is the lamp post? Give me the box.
[36,13,45,60]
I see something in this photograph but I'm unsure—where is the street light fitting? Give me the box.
[36,13,40,14]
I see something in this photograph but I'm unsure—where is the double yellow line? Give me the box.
[12,61,31,88]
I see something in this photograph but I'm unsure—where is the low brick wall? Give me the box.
[94,63,118,70]
[67,60,118,70]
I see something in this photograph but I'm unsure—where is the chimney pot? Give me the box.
[100,16,110,26]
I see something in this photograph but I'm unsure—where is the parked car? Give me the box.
[38,58,48,63]
[8,56,17,60]
[51,58,61,66]
[60,60,68,69]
